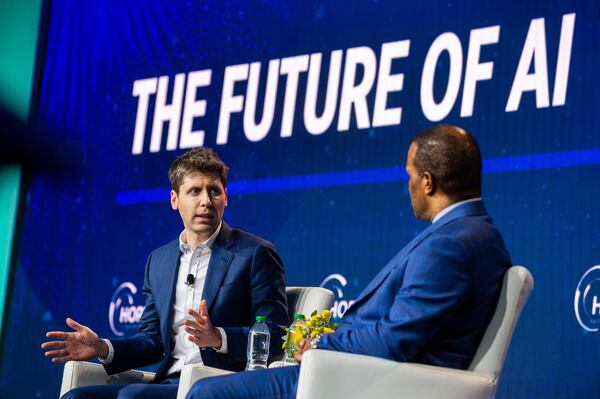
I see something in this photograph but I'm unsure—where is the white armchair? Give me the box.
[295,266,534,399]
[60,361,154,396]
[60,286,334,399]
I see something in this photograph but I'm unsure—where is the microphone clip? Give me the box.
[185,273,195,287]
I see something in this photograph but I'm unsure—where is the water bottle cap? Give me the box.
[255,315,266,321]
[294,314,305,320]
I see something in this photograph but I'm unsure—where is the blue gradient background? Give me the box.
[1,1,599,397]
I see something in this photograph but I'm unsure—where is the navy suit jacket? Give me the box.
[105,222,289,379]
[318,200,511,369]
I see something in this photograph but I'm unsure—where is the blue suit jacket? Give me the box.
[318,200,511,369]
[105,222,289,378]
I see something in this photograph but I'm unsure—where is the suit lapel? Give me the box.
[160,240,182,351]
[201,223,235,311]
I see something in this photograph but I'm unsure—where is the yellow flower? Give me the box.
[323,327,334,334]
[310,330,318,338]
[321,309,331,319]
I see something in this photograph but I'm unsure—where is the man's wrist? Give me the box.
[99,339,115,364]
[96,338,109,360]
[214,327,228,354]
[212,327,223,349]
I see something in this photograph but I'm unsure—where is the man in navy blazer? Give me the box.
[186,125,512,399]
[42,148,289,399]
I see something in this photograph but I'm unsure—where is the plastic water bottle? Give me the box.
[284,313,310,364]
[245,315,270,370]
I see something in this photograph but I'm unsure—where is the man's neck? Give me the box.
[182,226,219,249]
[425,197,455,222]
[425,189,482,222]
[431,197,482,223]
[183,232,206,249]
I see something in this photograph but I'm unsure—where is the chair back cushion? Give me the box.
[468,266,534,377]
[286,287,334,321]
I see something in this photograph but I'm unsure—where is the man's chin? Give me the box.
[190,224,218,235]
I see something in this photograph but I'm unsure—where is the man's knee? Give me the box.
[115,385,135,399]
[61,388,84,399]
[115,384,150,399]
[187,377,224,399]
[61,385,116,399]
[112,382,177,399]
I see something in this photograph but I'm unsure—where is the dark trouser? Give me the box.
[61,377,179,399]
[186,365,300,399]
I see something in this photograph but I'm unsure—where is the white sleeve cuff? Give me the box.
[99,339,115,364]
[215,327,228,354]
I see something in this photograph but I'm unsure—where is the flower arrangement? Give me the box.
[282,309,337,350]
[306,309,337,338]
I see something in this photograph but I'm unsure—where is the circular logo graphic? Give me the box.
[574,265,600,332]
[108,282,145,336]
[320,273,355,319]
[321,273,347,299]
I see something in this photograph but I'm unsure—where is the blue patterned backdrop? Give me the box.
[1,1,599,397]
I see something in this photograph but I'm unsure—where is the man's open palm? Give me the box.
[41,318,107,362]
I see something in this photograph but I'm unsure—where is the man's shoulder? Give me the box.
[427,213,509,262]
[224,226,275,251]
[148,238,179,257]
[436,213,498,240]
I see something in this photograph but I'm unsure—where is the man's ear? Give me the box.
[224,188,228,207]
[170,190,178,210]
[422,171,435,196]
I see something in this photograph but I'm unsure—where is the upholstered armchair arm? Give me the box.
[60,361,154,397]
[296,350,496,399]
[175,364,234,399]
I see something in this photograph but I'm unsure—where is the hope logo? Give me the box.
[574,266,600,332]
[320,273,355,319]
[108,282,145,336]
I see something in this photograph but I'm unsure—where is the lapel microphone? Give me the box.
[185,273,195,286]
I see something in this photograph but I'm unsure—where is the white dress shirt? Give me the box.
[432,197,482,223]
[102,223,228,375]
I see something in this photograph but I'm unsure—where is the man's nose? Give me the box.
[198,190,212,206]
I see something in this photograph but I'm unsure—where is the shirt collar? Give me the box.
[178,222,222,253]
[432,197,482,224]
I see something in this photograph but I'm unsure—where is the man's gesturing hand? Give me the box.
[41,318,108,362]
[184,299,222,349]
